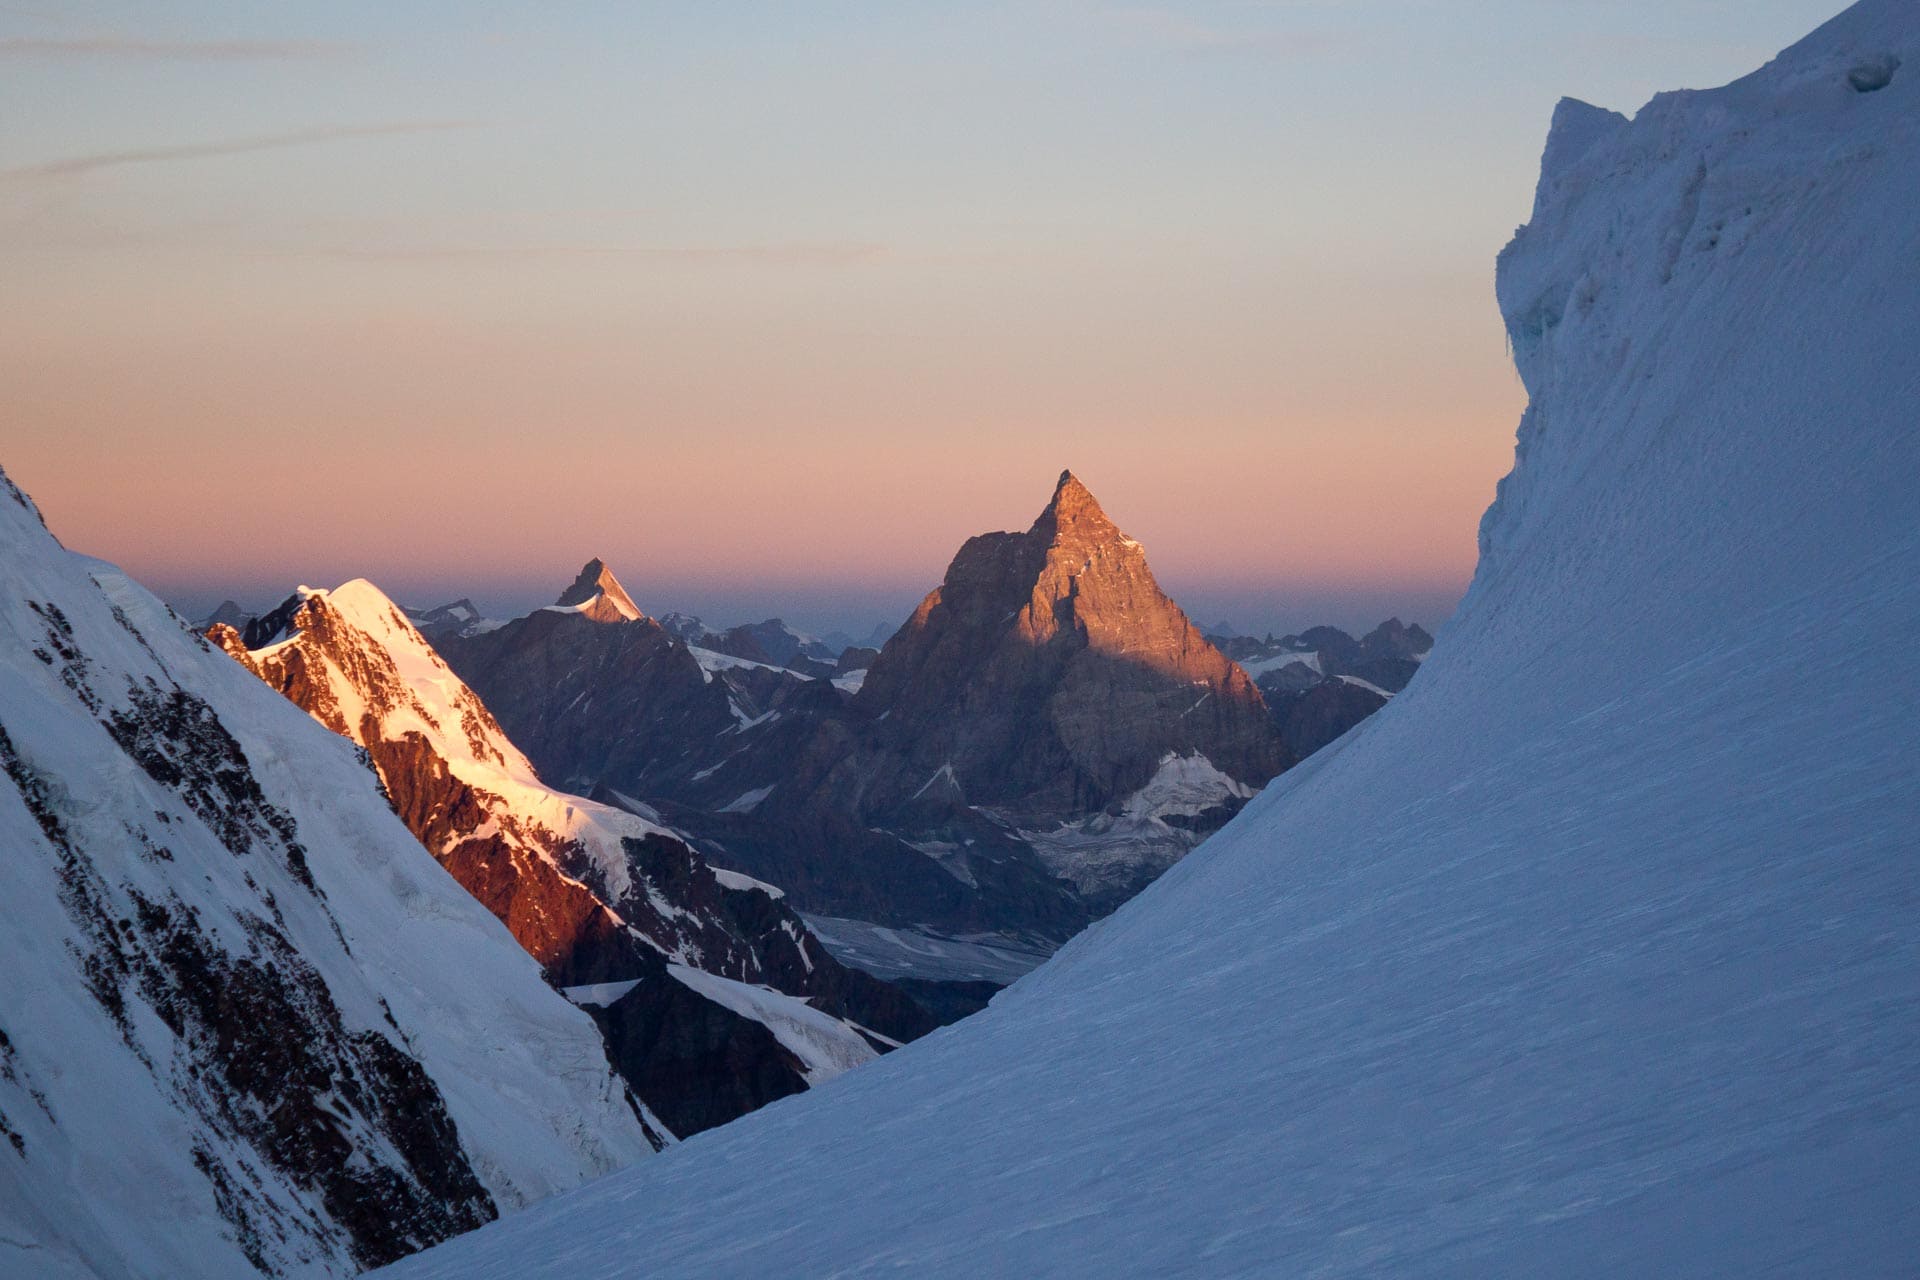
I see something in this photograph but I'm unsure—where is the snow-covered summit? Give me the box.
[383,4,1920,1276]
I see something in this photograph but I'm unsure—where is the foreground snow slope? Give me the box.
[0,476,653,1278]
[385,5,1919,1276]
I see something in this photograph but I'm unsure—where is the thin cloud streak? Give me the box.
[309,241,890,266]
[0,122,482,185]
[0,35,359,60]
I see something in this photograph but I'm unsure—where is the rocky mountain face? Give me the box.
[1215,619,1435,757]
[0,467,654,1278]
[852,471,1287,820]
[660,612,842,678]
[431,567,743,798]
[425,566,1002,950]
[553,558,643,622]
[211,582,935,1139]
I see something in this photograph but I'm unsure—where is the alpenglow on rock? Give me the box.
[639,470,1296,951]
[855,470,1290,820]
[553,558,643,623]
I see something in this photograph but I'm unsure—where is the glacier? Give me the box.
[382,3,1920,1276]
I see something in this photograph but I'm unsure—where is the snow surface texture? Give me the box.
[0,481,653,1278]
[798,917,1054,985]
[384,6,1919,1276]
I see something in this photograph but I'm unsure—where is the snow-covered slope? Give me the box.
[0,473,654,1279]
[381,5,1920,1276]
[217,581,709,959]
[211,581,935,1138]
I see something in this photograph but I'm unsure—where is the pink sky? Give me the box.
[2,1,1828,634]
[3,245,1519,632]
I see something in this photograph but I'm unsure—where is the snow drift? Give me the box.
[383,3,1920,1276]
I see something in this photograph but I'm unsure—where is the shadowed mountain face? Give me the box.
[434,570,741,797]
[853,471,1289,821]
[1214,619,1437,758]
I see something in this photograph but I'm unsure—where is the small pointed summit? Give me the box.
[556,558,642,621]
[1032,468,1114,538]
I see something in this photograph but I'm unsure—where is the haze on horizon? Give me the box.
[1,0,1839,637]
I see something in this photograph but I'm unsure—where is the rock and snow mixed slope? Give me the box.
[382,4,1920,1275]
[1216,619,1434,757]
[210,581,933,1138]
[643,471,1294,961]
[0,470,655,1279]
[432,560,821,801]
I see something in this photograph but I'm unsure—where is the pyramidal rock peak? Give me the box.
[855,469,1288,823]
[554,558,644,623]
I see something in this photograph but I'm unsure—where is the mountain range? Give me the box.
[425,472,1303,979]
[192,472,1375,992]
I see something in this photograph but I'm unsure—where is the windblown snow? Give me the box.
[383,5,1920,1277]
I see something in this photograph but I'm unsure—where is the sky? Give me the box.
[1,0,1845,637]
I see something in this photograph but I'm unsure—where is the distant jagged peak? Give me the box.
[555,557,644,623]
[410,597,481,621]
[199,598,256,632]
[657,610,712,642]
